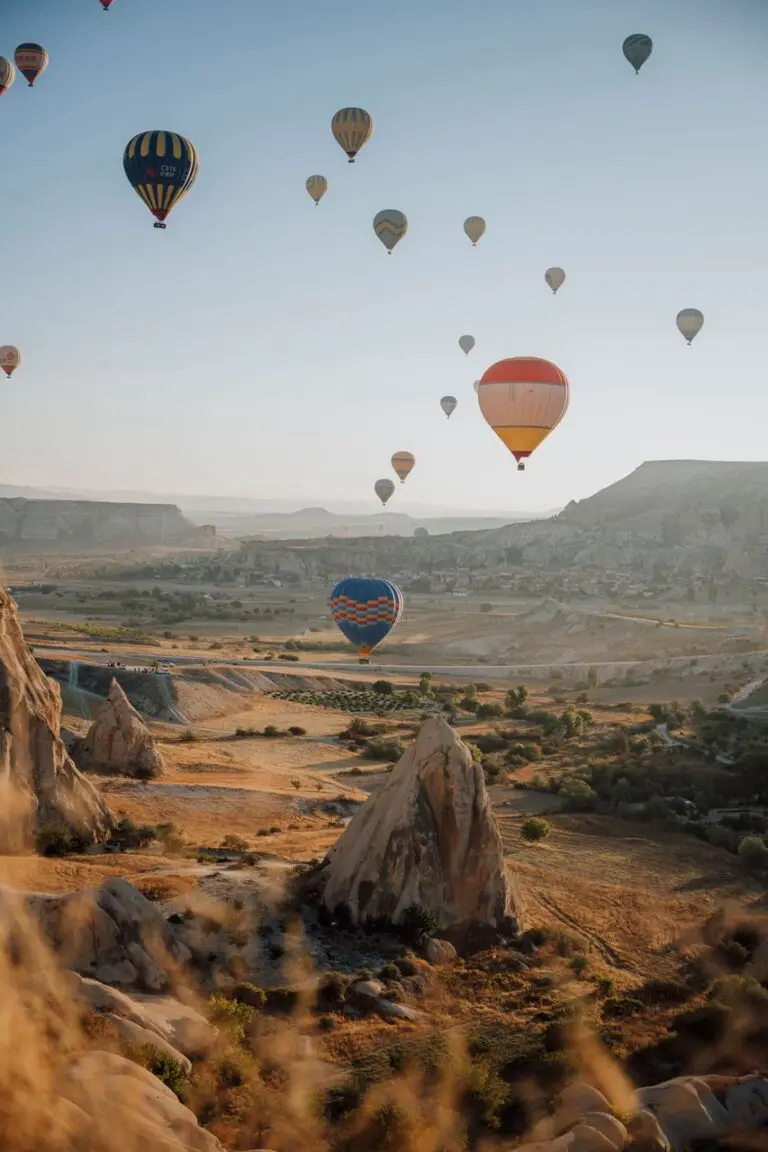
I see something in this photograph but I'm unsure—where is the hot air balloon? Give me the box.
[477,356,569,472]
[464,217,486,246]
[391,451,415,483]
[373,210,407,254]
[440,395,457,419]
[0,57,16,95]
[14,44,48,87]
[458,335,475,356]
[0,346,22,379]
[374,478,395,506]
[623,34,653,74]
[331,107,373,163]
[123,131,199,229]
[676,308,704,345]
[306,175,327,205]
[329,577,403,661]
[473,380,480,394]
[545,267,566,294]
[100,0,115,9]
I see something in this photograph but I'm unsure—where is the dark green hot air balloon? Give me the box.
[123,131,199,229]
[622,34,653,74]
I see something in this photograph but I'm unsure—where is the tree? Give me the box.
[372,680,394,695]
[738,835,768,871]
[418,671,433,696]
[521,818,552,842]
[586,665,599,689]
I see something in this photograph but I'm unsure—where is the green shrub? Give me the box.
[36,826,88,857]
[570,953,589,974]
[477,702,503,720]
[363,737,405,762]
[521,817,552,842]
[400,903,438,945]
[738,835,768,870]
[135,1047,188,1099]
[220,834,249,852]
[372,680,394,695]
[288,725,306,736]
[108,816,157,851]
[208,995,251,1044]
[232,982,266,1009]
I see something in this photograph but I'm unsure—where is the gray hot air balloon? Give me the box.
[458,334,475,356]
[440,395,457,419]
[545,267,566,294]
[375,478,395,506]
[373,209,408,254]
[676,308,704,345]
[622,34,653,74]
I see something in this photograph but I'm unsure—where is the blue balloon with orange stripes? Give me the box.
[329,577,404,660]
[123,131,199,230]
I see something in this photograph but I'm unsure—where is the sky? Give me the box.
[1,0,767,514]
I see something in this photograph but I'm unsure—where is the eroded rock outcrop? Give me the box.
[321,715,521,934]
[0,584,111,848]
[80,678,165,778]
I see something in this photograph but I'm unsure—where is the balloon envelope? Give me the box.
[123,131,199,228]
[329,577,403,657]
[545,267,566,294]
[0,57,16,95]
[440,395,457,419]
[331,107,373,162]
[0,346,22,378]
[477,356,569,470]
[464,216,486,245]
[14,43,48,87]
[458,335,475,355]
[622,34,653,73]
[100,0,116,8]
[391,451,415,483]
[305,175,327,204]
[374,478,395,506]
[373,210,407,254]
[676,308,704,344]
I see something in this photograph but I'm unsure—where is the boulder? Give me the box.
[637,1077,730,1151]
[0,584,111,848]
[24,876,190,990]
[80,678,165,778]
[424,938,458,965]
[321,716,521,932]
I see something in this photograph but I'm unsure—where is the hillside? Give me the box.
[0,498,214,551]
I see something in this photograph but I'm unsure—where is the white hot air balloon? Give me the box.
[440,395,457,419]
[545,267,566,294]
[374,478,395,506]
[458,335,475,356]
[305,175,327,205]
[676,308,704,345]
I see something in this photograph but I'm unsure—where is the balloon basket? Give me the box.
[517,463,525,472]
[153,222,167,229]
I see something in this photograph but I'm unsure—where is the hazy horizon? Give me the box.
[2,0,766,513]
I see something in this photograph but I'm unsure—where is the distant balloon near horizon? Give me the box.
[391,451,415,483]
[373,209,408,254]
[440,395,457,419]
[477,356,569,472]
[414,527,429,539]
[545,267,566,294]
[123,131,199,229]
[14,43,48,87]
[458,335,475,356]
[305,175,327,205]
[331,107,373,163]
[0,57,16,95]
[622,34,653,74]
[329,576,404,660]
[676,308,704,345]
[374,478,395,506]
[463,216,486,246]
[0,346,22,379]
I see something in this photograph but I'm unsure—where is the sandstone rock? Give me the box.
[424,938,458,965]
[569,1124,622,1152]
[321,716,521,931]
[637,1077,729,1151]
[58,1050,226,1150]
[627,1109,671,1152]
[102,1013,193,1075]
[724,1076,768,1127]
[26,876,190,990]
[80,678,165,778]
[578,1113,628,1150]
[0,584,111,848]
[350,979,384,1000]
[558,1084,614,1117]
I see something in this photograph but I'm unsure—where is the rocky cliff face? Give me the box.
[0,585,111,848]
[321,716,522,935]
[0,498,211,550]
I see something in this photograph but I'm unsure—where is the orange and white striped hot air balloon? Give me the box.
[477,356,569,471]
[391,451,415,483]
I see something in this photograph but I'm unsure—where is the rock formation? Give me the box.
[80,679,165,778]
[0,584,111,848]
[321,715,521,934]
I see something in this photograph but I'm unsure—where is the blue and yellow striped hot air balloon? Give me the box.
[329,577,403,661]
[123,131,199,230]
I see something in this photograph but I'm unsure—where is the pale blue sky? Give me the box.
[1,0,766,513]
